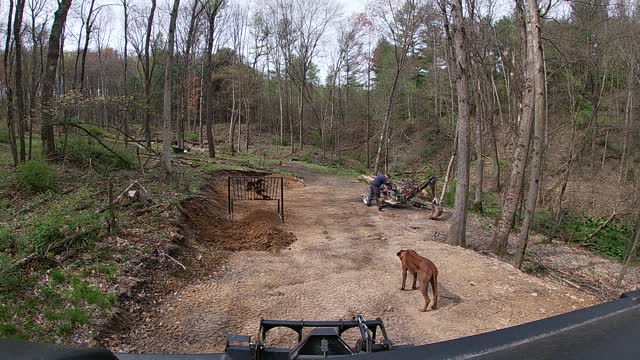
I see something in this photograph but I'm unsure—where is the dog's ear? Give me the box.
[397,250,403,257]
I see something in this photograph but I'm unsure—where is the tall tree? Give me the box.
[372,0,425,175]
[27,0,49,160]
[493,0,535,255]
[41,0,74,160]
[289,0,337,151]
[162,0,181,174]
[76,0,99,94]
[4,0,19,165]
[201,0,225,158]
[514,0,546,269]
[121,0,130,147]
[142,0,157,148]
[446,0,472,247]
[13,0,27,162]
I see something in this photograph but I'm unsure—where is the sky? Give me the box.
[0,0,568,82]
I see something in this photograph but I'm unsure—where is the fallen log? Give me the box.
[587,209,617,240]
[359,175,375,183]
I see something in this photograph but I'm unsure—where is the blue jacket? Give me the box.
[371,175,392,189]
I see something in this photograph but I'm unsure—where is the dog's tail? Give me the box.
[431,268,438,309]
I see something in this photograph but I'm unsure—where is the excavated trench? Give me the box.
[179,171,299,253]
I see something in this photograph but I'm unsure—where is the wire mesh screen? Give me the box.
[228,176,284,221]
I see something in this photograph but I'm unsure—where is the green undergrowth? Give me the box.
[0,170,116,342]
[15,160,59,194]
[66,136,135,173]
[532,211,636,260]
[0,267,115,340]
[206,149,358,178]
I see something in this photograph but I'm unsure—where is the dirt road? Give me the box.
[118,167,596,354]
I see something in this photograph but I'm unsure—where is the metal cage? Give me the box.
[228,176,284,221]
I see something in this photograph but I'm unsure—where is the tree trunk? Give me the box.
[162,0,180,175]
[28,5,42,161]
[276,56,284,145]
[122,0,129,148]
[616,223,640,287]
[488,108,501,192]
[299,77,305,151]
[13,0,27,163]
[179,0,200,150]
[143,0,156,148]
[493,0,535,255]
[41,0,73,160]
[374,69,400,175]
[474,79,484,213]
[601,129,609,171]
[447,0,472,247]
[288,80,294,153]
[229,82,236,155]
[245,98,250,152]
[620,64,634,182]
[366,55,371,169]
[202,1,224,159]
[4,0,18,166]
[79,0,97,95]
[514,0,546,269]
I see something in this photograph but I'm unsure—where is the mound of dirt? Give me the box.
[220,223,296,251]
[214,210,297,251]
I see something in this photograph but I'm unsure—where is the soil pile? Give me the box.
[216,209,296,251]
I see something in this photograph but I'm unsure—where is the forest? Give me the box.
[0,0,639,348]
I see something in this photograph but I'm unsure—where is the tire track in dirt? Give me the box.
[116,169,597,354]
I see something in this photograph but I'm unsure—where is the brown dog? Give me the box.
[397,249,438,312]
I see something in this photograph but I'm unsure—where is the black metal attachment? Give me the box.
[228,176,284,222]
[378,176,438,211]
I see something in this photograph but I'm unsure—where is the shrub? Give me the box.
[185,132,199,142]
[0,125,9,144]
[29,209,65,251]
[70,279,114,310]
[442,179,456,208]
[27,206,103,254]
[354,164,368,175]
[66,137,134,172]
[532,211,635,260]
[0,253,22,292]
[0,226,15,252]
[15,160,59,194]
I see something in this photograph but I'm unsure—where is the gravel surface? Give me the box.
[116,167,598,354]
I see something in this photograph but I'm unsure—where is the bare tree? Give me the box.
[289,0,338,151]
[177,0,204,149]
[26,0,50,160]
[201,0,225,158]
[514,0,546,269]
[13,0,27,162]
[4,0,19,165]
[41,0,74,160]
[76,0,102,95]
[162,0,182,174]
[121,0,130,147]
[140,0,156,148]
[493,0,535,255]
[371,0,426,175]
[445,0,472,247]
